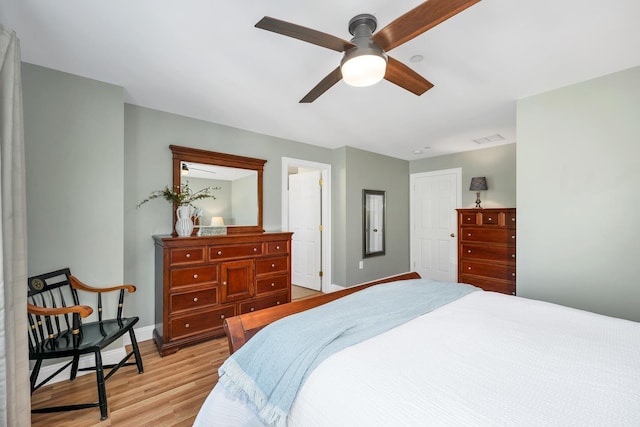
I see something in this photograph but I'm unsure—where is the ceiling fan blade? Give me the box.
[372,0,480,52]
[300,67,343,103]
[256,17,355,52]
[384,56,434,96]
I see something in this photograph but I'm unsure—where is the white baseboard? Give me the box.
[32,324,154,386]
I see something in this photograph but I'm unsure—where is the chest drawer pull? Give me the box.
[271,263,275,268]
[512,254,516,258]
[271,282,275,287]
[512,235,515,239]
[185,253,191,258]
[220,314,225,319]
[253,247,258,252]
[467,249,472,253]
[276,301,281,305]
[217,250,223,255]
[193,274,198,279]
[276,245,280,250]
[250,307,255,312]
[223,281,227,285]
[184,323,190,328]
[193,297,198,302]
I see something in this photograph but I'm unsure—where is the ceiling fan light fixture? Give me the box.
[341,53,387,87]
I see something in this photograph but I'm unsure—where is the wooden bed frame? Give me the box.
[223,272,420,354]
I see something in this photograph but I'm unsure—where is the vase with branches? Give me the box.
[138,182,219,236]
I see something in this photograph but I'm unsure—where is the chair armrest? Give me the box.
[27,303,93,318]
[69,275,137,294]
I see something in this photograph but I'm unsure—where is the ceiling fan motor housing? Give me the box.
[341,13,388,82]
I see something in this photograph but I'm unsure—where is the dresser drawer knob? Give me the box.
[271,282,275,287]
[193,297,198,302]
[512,235,515,239]
[488,218,493,221]
[193,274,199,279]
[250,307,255,312]
[512,273,516,277]
[276,301,281,305]
[220,314,225,319]
[468,233,472,237]
[468,267,472,270]
[217,250,223,255]
[223,281,227,286]
[184,323,190,328]
[185,253,191,258]
[512,254,516,258]
[253,247,258,252]
[271,263,275,268]
[276,245,280,250]
[467,250,472,253]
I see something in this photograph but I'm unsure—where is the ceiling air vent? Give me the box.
[473,134,505,144]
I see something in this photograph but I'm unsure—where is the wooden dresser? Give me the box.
[153,231,293,356]
[457,208,516,295]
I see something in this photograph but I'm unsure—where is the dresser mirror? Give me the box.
[170,145,266,234]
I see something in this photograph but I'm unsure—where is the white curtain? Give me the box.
[0,25,30,426]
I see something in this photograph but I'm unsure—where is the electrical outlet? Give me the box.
[359,260,364,269]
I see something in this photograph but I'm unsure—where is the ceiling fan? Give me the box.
[255,0,481,103]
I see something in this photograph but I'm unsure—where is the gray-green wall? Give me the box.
[22,63,125,318]
[517,66,640,322]
[334,147,410,286]
[411,144,517,209]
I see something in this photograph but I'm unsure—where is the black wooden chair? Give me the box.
[27,268,144,420]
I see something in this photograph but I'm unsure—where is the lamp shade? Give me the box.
[469,177,488,191]
[210,216,225,227]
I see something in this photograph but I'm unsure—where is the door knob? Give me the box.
[450,233,455,238]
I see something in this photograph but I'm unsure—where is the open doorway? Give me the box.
[281,157,331,293]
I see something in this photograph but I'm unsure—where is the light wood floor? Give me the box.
[31,288,323,426]
[31,337,229,427]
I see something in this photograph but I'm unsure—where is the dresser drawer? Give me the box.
[266,241,288,255]
[170,288,218,313]
[240,292,288,314]
[210,244,262,260]
[480,212,499,225]
[460,212,478,225]
[459,274,515,295]
[169,305,236,341]
[461,244,516,262]
[460,228,516,244]
[170,247,205,265]
[505,212,516,226]
[256,256,288,275]
[256,274,288,294]
[170,266,217,288]
[461,260,516,281]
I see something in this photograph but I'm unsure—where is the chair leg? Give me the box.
[94,351,108,420]
[30,359,42,393]
[70,355,80,381]
[129,328,144,374]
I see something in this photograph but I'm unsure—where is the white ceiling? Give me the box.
[3,0,639,160]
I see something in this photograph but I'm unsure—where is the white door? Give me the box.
[289,170,322,290]
[410,169,461,282]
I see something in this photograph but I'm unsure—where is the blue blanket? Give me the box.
[218,278,479,426]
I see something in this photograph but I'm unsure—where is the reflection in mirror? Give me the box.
[181,162,258,227]
[363,189,386,258]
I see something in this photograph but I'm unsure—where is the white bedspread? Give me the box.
[194,291,640,427]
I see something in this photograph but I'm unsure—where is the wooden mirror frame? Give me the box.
[170,145,266,235]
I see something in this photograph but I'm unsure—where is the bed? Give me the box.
[194,272,640,427]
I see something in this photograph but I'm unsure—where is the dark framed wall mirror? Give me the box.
[170,145,266,235]
[363,189,386,257]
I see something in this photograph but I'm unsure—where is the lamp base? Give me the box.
[475,192,482,209]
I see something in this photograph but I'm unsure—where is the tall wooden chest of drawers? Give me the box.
[457,208,516,295]
[153,232,293,356]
